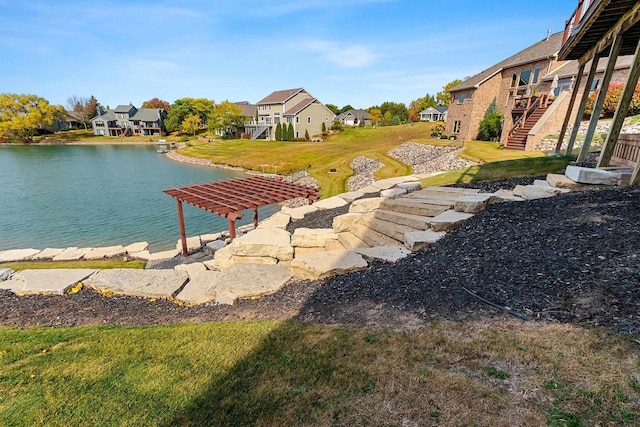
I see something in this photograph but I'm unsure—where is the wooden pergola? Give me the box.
[164,176,319,256]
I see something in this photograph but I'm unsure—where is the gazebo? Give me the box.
[164,176,319,256]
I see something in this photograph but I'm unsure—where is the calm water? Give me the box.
[0,145,279,251]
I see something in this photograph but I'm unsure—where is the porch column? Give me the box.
[176,200,188,257]
[565,53,601,155]
[577,33,624,163]
[555,63,585,153]
[253,207,259,228]
[599,39,640,168]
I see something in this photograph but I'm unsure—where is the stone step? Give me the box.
[412,186,480,196]
[337,232,370,250]
[381,198,450,217]
[84,269,190,299]
[1,269,97,295]
[350,222,403,247]
[289,250,368,281]
[360,214,420,242]
[403,192,460,206]
[373,209,432,230]
[430,210,474,232]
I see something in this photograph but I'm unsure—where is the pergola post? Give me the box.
[577,33,624,163]
[565,53,601,155]
[176,200,188,257]
[599,39,640,168]
[228,218,237,242]
[253,207,259,228]
[555,63,585,153]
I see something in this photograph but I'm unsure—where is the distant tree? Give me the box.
[275,123,282,141]
[304,129,310,141]
[287,123,294,141]
[367,108,382,126]
[381,111,393,126]
[141,97,171,111]
[408,94,437,122]
[437,79,463,106]
[0,93,62,142]
[166,97,214,132]
[378,101,408,123]
[66,95,99,129]
[477,98,503,141]
[325,103,340,115]
[181,113,202,137]
[338,104,354,114]
[208,101,244,137]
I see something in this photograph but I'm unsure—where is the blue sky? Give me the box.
[0,0,575,110]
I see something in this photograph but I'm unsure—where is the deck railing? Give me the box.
[610,134,640,168]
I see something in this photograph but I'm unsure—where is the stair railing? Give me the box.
[508,94,546,142]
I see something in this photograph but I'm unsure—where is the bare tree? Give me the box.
[66,95,99,129]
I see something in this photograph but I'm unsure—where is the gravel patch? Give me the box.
[388,142,476,175]
[347,156,384,191]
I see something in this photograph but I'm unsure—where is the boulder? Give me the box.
[229,228,294,261]
[215,264,292,305]
[207,245,234,270]
[404,230,447,251]
[257,212,291,229]
[124,241,149,254]
[84,245,127,260]
[349,197,386,213]
[289,250,368,281]
[175,236,202,253]
[430,210,474,232]
[354,246,411,262]
[380,188,407,199]
[0,248,42,262]
[84,269,189,299]
[332,213,364,233]
[129,250,151,261]
[1,269,96,295]
[454,194,495,213]
[520,185,562,200]
[291,228,338,248]
[174,270,219,305]
[565,165,618,185]
[313,196,348,210]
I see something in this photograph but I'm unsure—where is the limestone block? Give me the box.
[147,249,180,261]
[281,204,318,220]
[430,210,474,232]
[313,196,348,210]
[125,241,149,254]
[396,182,422,192]
[52,247,93,261]
[325,239,347,251]
[289,250,368,281]
[336,191,364,203]
[332,213,364,233]
[207,245,234,270]
[354,246,411,262]
[129,250,151,261]
[404,230,447,251]
[231,255,278,265]
[30,248,64,260]
[215,264,291,305]
[0,249,42,262]
[512,185,526,197]
[533,179,551,187]
[454,194,495,214]
[358,185,381,195]
[174,270,219,305]
[492,189,525,202]
[337,232,370,250]
[0,268,14,281]
[199,233,222,244]
[1,269,96,295]
[565,165,618,185]
[229,228,293,261]
[176,236,202,253]
[257,212,291,229]
[349,197,386,213]
[294,247,326,257]
[175,262,208,274]
[520,185,561,200]
[203,240,225,255]
[291,228,338,248]
[373,210,431,230]
[85,269,189,299]
[84,245,127,260]
[372,177,409,190]
[546,174,583,189]
[380,188,407,199]
[351,223,402,247]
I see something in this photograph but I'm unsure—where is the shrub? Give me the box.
[584,82,640,118]
[179,135,189,142]
[430,122,445,138]
[440,134,449,139]
[275,123,282,141]
[331,120,343,131]
[321,122,326,132]
[287,123,294,141]
[358,120,365,127]
[477,97,503,141]
[304,129,310,141]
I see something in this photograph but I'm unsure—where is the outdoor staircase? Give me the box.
[505,94,552,150]
[250,125,270,140]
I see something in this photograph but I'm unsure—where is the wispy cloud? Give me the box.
[298,39,379,68]
[234,0,396,17]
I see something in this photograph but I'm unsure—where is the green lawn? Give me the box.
[0,260,145,271]
[1,320,638,426]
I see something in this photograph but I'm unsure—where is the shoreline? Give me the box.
[164,150,264,176]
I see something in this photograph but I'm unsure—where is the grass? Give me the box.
[0,260,145,271]
[1,320,638,426]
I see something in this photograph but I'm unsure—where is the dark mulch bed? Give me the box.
[2,182,639,339]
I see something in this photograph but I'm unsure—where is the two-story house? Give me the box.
[245,88,335,140]
[91,104,167,137]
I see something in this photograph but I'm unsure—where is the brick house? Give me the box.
[245,88,335,140]
[446,30,633,149]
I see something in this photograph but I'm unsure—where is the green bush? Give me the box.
[331,120,343,131]
[304,129,310,141]
[430,122,445,138]
[179,135,189,142]
[440,134,449,139]
[477,98,503,141]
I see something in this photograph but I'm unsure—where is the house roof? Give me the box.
[541,54,635,81]
[91,110,115,122]
[257,88,305,105]
[451,31,565,93]
[336,109,370,120]
[283,98,318,116]
[114,104,136,113]
[419,107,446,114]
[435,106,448,113]
[234,101,257,117]
[130,108,164,122]
[65,110,84,121]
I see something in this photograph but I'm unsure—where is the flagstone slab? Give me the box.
[325,239,347,251]
[174,262,208,274]
[396,182,422,192]
[281,204,318,220]
[215,264,292,305]
[354,246,411,262]
[546,173,583,189]
[404,230,447,251]
[52,247,93,261]
[0,268,14,281]
[520,185,562,200]
[333,213,364,233]
[289,250,368,281]
[291,228,338,248]
[129,250,151,261]
[1,269,96,295]
[208,245,234,270]
[203,240,225,255]
[454,194,495,213]
[373,210,431,230]
[174,270,220,305]
[430,210,474,232]
[493,189,525,202]
[0,249,42,262]
[336,191,365,203]
[229,228,293,261]
[358,185,381,195]
[231,255,279,265]
[295,247,327,257]
[84,245,127,260]
[124,242,149,254]
[565,165,618,185]
[380,188,407,199]
[313,196,348,210]
[30,248,64,260]
[337,232,370,250]
[349,197,386,213]
[148,249,180,261]
[84,269,189,299]
[257,212,291,229]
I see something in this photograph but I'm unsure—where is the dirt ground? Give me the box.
[1,180,639,339]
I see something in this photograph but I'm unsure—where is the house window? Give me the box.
[467,91,473,99]
[590,78,600,92]
[511,73,518,88]
[458,93,465,103]
[519,69,531,86]
[274,116,280,124]
[295,116,299,123]
[286,116,292,123]
[532,67,540,84]
[95,122,105,127]
[266,118,272,125]
[295,131,299,138]
[307,117,311,124]
[453,120,461,134]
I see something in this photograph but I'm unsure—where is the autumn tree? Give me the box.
[165,97,215,133]
[181,113,202,137]
[0,93,62,142]
[66,95,99,129]
[437,79,463,106]
[382,111,393,126]
[408,94,438,121]
[367,107,382,126]
[208,101,244,138]
[141,98,171,111]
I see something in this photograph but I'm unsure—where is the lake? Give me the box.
[0,145,279,252]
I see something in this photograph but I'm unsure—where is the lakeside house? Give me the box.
[419,107,447,122]
[245,88,335,140]
[91,104,168,137]
[336,109,371,126]
[445,30,632,149]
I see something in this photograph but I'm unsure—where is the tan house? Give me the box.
[446,30,632,150]
[245,88,335,140]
